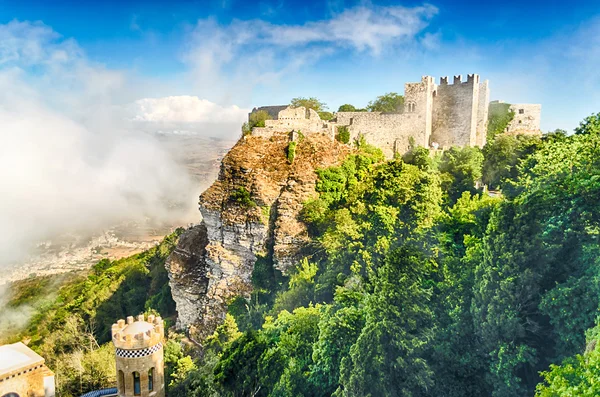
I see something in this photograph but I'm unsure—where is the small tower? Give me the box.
[112,314,165,397]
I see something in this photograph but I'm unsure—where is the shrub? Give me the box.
[230,187,256,208]
[243,110,272,136]
[287,141,297,163]
[336,126,350,144]
[318,111,334,121]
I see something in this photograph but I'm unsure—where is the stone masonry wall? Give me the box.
[431,74,479,148]
[339,112,427,158]
[476,80,490,147]
[506,104,542,134]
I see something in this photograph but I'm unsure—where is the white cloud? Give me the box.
[183,3,438,103]
[132,95,248,123]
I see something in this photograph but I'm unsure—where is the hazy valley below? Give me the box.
[0,133,235,285]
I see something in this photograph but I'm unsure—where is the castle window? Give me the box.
[519,109,525,114]
[119,370,125,394]
[148,368,154,391]
[519,120,522,124]
[133,372,141,396]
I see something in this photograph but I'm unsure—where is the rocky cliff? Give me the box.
[165,132,349,339]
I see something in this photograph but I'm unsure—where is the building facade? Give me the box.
[112,315,165,397]
[0,342,55,397]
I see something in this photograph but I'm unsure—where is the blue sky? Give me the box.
[1,0,599,131]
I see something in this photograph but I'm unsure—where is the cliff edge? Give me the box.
[165,132,349,339]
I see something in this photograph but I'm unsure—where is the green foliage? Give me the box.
[243,110,272,135]
[482,134,541,191]
[574,112,600,135]
[336,126,350,144]
[287,141,297,163]
[487,102,515,141]
[366,92,404,113]
[1,231,182,396]
[337,247,435,396]
[230,186,256,208]
[337,104,367,112]
[272,259,318,314]
[439,146,484,203]
[319,111,334,121]
[337,104,355,112]
[291,97,328,112]
[536,345,600,396]
[170,356,198,387]
[214,330,274,397]
[402,145,432,170]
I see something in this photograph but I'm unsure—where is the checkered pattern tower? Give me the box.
[112,314,165,397]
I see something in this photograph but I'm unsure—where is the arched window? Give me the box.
[118,370,125,393]
[133,372,141,396]
[148,368,154,391]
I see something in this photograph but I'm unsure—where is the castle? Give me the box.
[250,74,541,158]
[111,314,165,397]
[0,314,165,397]
[0,342,55,397]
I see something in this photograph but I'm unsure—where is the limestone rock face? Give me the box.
[166,133,349,339]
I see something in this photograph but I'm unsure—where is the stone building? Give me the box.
[0,342,55,397]
[506,102,542,135]
[249,74,541,158]
[111,315,165,397]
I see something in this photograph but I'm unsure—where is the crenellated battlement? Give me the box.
[439,74,479,86]
[111,314,164,350]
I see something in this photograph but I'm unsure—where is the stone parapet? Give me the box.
[111,314,164,350]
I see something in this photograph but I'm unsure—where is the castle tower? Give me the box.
[112,314,165,397]
[432,74,484,148]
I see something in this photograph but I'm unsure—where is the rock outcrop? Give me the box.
[165,132,349,339]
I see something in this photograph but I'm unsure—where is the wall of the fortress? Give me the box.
[403,76,436,144]
[0,366,54,397]
[431,75,479,148]
[250,74,539,156]
[506,104,541,134]
[476,80,490,147]
[337,111,428,158]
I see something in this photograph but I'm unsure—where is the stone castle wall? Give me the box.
[506,103,541,134]
[0,343,55,397]
[476,80,490,147]
[431,74,479,148]
[338,112,427,158]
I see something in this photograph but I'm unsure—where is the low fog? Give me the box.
[0,22,247,270]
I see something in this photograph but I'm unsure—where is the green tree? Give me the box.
[482,134,541,191]
[366,92,404,113]
[290,97,327,112]
[439,146,484,203]
[487,102,514,141]
[319,111,334,121]
[574,112,600,135]
[242,110,272,135]
[337,247,434,396]
[337,104,357,112]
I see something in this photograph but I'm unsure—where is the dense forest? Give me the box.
[3,111,600,396]
[171,112,600,396]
